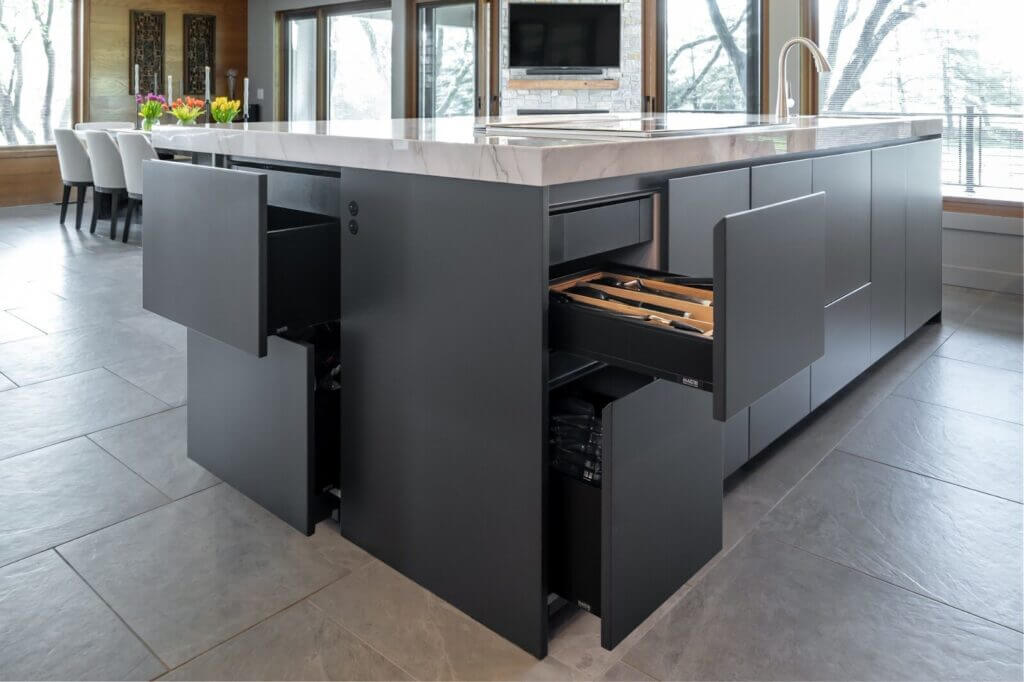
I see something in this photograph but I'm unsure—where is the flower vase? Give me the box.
[142,118,157,131]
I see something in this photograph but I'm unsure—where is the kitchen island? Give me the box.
[142,113,943,658]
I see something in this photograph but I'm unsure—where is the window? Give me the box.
[417,1,476,118]
[285,13,318,121]
[327,5,392,119]
[817,0,1024,194]
[662,0,761,113]
[0,0,75,146]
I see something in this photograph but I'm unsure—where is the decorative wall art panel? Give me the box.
[184,14,216,96]
[129,10,165,94]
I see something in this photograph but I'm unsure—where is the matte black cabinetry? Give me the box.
[870,144,908,361]
[906,139,943,331]
[667,169,750,473]
[746,159,814,458]
[812,150,872,305]
[811,284,872,409]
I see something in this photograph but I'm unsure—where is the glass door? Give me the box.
[417,1,478,118]
[284,13,318,121]
[326,4,393,120]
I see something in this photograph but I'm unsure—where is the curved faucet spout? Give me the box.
[775,37,832,121]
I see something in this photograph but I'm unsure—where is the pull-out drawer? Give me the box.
[550,193,654,265]
[143,161,340,357]
[550,193,827,421]
[548,367,721,650]
[187,325,340,534]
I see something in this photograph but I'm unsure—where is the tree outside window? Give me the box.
[818,0,1023,193]
[0,0,73,146]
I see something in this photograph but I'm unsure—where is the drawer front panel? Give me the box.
[751,159,812,208]
[749,367,811,455]
[143,161,269,356]
[550,197,653,265]
[601,379,721,650]
[714,192,826,421]
[811,284,872,409]
[187,330,317,534]
[812,150,872,304]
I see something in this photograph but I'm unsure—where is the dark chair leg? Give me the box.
[74,186,86,231]
[122,200,136,243]
[59,185,71,224]
[89,191,100,233]
[109,191,121,239]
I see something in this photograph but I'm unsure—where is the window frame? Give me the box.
[0,0,85,156]
[277,0,392,122]
[405,0,496,119]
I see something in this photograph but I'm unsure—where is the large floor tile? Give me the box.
[0,322,177,385]
[0,310,43,344]
[310,560,543,681]
[88,407,217,500]
[106,347,187,406]
[936,324,1023,372]
[760,452,1022,631]
[839,395,1023,502]
[895,355,1023,423]
[0,368,169,460]
[940,284,994,327]
[0,551,166,680]
[598,661,656,682]
[7,295,145,334]
[0,281,64,312]
[118,312,187,352]
[58,484,347,667]
[162,599,410,681]
[0,437,168,568]
[623,534,1023,681]
[966,292,1024,334]
[0,372,13,392]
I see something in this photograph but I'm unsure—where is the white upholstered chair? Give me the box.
[84,130,128,239]
[116,132,158,243]
[53,128,93,230]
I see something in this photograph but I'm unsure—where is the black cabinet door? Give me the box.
[812,151,872,304]
[811,284,872,410]
[906,139,943,332]
[601,378,721,649]
[871,144,908,361]
[667,168,749,276]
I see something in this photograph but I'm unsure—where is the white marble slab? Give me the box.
[151,114,942,186]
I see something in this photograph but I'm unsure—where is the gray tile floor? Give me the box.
[0,202,1021,681]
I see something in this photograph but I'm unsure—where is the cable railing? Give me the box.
[666,107,1023,194]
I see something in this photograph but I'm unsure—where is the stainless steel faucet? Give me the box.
[775,37,832,121]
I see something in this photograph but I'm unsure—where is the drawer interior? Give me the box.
[266,208,341,335]
[551,269,714,337]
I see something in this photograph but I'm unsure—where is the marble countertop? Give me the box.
[149,113,942,186]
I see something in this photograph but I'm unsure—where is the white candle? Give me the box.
[167,74,172,102]
[204,66,211,102]
[153,73,158,94]
[134,64,140,95]
[243,77,249,116]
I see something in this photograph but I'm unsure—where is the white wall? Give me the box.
[942,211,1024,294]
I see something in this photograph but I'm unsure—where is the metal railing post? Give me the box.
[964,104,976,194]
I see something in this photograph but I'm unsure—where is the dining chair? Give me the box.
[84,130,128,240]
[116,132,158,243]
[74,122,135,131]
[53,128,93,230]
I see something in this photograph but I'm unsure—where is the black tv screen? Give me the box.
[509,4,621,68]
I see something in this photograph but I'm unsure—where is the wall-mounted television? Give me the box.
[509,3,621,70]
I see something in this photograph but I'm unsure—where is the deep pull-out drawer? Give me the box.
[550,193,826,421]
[548,368,721,650]
[143,160,340,357]
[187,325,340,534]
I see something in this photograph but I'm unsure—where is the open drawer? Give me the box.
[548,367,721,650]
[142,160,340,357]
[549,192,826,421]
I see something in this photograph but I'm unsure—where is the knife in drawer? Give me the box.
[590,276,712,306]
[566,285,696,319]
[551,290,706,335]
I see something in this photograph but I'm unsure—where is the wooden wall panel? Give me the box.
[88,0,247,122]
[0,153,63,207]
